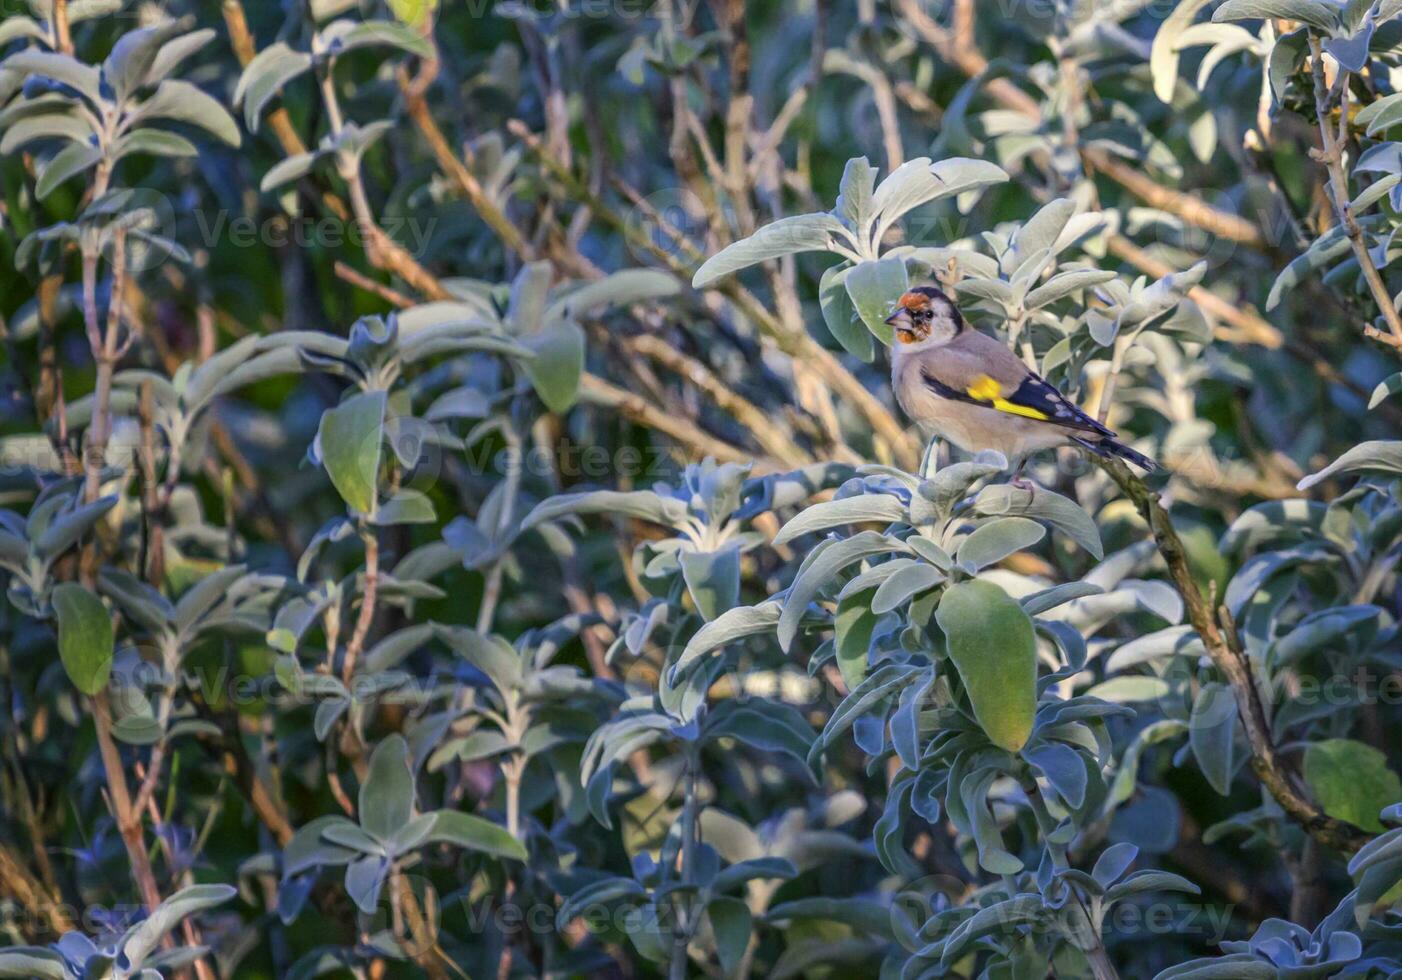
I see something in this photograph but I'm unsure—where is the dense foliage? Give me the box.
[2,0,1402,977]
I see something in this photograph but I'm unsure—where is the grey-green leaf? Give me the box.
[935,580,1036,752]
[844,257,908,346]
[318,390,386,514]
[692,213,851,288]
[522,320,584,414]
[52,582,113,696]
[956,516,1046,572]
[424,809,527,861]
[360,734,415,839]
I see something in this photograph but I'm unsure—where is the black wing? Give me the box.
[921,369,1114,437]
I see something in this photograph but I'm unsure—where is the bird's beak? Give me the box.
[885,308,916,342]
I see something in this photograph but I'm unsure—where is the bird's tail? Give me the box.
[1073,436,1157,472]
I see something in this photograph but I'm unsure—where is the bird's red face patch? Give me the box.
[887,292,934,342]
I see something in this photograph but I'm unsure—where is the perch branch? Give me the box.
[1096,456,1374,855]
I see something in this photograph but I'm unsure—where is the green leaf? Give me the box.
[973,483,1103,559]
[707,896,752,977]
[233,43,314,132]
[144,28,217,86]
[956,516,1046,572]
[835,589,877,689]
[0,17,48,48]
[522,320,584,414]
[103,20,187,103]
[373,489,437,526]
[260,150,325,192]
[317,390,386,514]
[1190,682,1240,795]
[1,51,103,105]
[834,156,876,229]
[692,213,852,288]
[1369,372,1402,409]
[0,112,94,154]
[871,562,942,614]
[1268,26,1311,103]
[322,19,435,58]
[779,531,909,652]
[113,128,198,159]
[521,489,688,531]
[819,263,873,361]
[121,884,236,970]
[870,157,1008,242]
[844,257,908,346]
[1151,0,1215,102]
[677,601,782,671]
[1023,269,1117,310]
[545,268,679,321]
[1305,739,1402,833]
[1297,440,1402,489]
[680,545,741,622]
[134,79,243,147]
[424,809,527,861]
[773,492,907,546]
[1267,222,1355,310]
[360,734,415,839]
[52,583,113,696]
[35,141,102,199]
[1213,0,1341,33]
[935,580,1036,751]
[0,948,67,980]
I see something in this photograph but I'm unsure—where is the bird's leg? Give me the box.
[1010,457,1036,495]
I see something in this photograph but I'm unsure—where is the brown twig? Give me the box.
[341,531,379,684]
[627,334,811,466]
[93,690,167,912]
[579,374,754,465]
[396,56,536,260]
[1096,456,1374,855]
[895,0,1268,250]
[334,261,417,309]
[1309,35,1402,354]
[52,0,72,54]
[513,121,920,467]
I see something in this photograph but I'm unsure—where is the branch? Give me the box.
[894,0,1270,250]
[579,374,754,465]
[511,120,920,468]
[397,56,536,260]
[1095,456,1374,855]
[1309,35,1402,353]
[627,334,811,467]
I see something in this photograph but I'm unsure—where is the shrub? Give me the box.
[1,1,1401,978]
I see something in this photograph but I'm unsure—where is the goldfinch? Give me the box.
[885,285,1156,474]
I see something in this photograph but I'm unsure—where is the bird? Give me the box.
[884,285,1156,480]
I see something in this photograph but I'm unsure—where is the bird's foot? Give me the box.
[1011,475,1037,495]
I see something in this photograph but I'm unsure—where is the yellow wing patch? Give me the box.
[965,374,1052,421]
[966,376,1002,400]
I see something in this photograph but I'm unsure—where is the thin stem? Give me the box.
[52,0,73,52]
[1309,35,1402,352]
[93,690,165,913]
[341,528,379,684]
[668,749,700,980]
